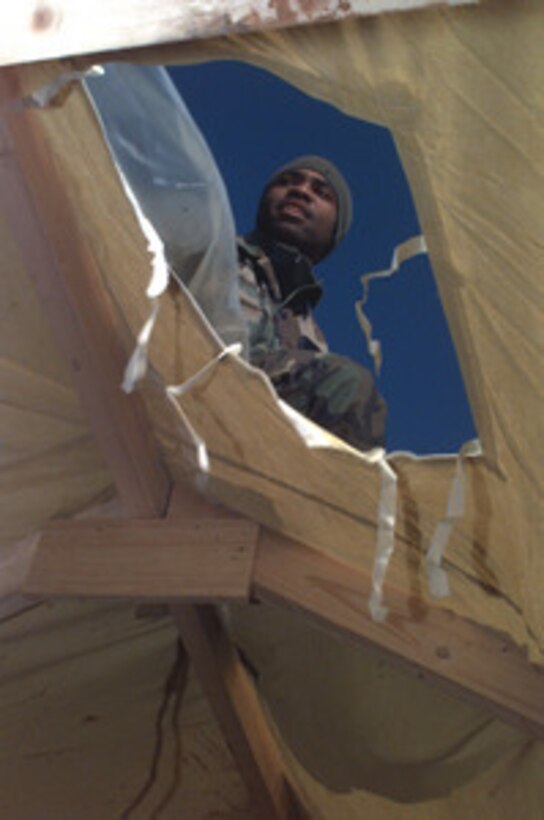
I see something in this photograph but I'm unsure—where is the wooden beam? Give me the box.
[0,0,445,68]
[24,517,258,602]
[172,604,311,820]
[253,528,544,740]
[0,68,170,518]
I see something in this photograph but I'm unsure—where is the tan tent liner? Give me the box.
[2,600,544,818]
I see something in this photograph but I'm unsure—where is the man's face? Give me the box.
[259,168,338,262]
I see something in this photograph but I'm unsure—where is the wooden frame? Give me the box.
[0,0,454,68]
[24,510,544,741]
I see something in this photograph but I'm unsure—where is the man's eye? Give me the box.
[276,174,293,186]
[314,184,333,200]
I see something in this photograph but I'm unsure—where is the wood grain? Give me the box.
[24,517,258,601]
[0,67,171,518]
[254,528,544,740]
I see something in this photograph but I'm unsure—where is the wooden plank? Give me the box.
[24,517,258,601]
[172,604,311,820]
[0,0,450,68]
[253,528,544,740]
[0,68,170,517]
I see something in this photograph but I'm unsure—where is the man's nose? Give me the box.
[288,181,312,201]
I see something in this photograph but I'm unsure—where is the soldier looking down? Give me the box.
[237,155,387,452]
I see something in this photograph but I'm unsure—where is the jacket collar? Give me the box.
[238,231,323,311]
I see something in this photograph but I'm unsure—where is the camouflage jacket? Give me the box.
[237,234,387,450]
[237,233,328,364]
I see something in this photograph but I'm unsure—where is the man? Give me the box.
[237,155,387,452]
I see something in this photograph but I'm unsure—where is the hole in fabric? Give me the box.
[168,61,476,455]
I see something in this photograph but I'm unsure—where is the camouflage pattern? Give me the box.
[237,236,387,451]
[237,236,327,358]
[252,349,386,450]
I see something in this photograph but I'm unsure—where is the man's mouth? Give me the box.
[278,200,309,220]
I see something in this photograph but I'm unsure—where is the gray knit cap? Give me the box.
[259,155,353,249]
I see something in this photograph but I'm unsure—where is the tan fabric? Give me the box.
[0,180,111,605]
[1,1,543,814]
[0,601,253,819]
[229,603,540,806]
[1,600,542,819]
[158,0,544,653]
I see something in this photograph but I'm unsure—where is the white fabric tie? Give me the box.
[425,439,482,597]
[167,344,243,399]
[368,457,398,622]
[165,343,243,485]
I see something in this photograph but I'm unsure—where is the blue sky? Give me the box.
[168,61,475,455]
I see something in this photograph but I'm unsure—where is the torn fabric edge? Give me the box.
[279,400,369,454]
[78,62,402,608]
[3,67,104,111]
[84,77,173,395]
[368,457,398,621]
[115,186,169,392]
[81,64,374,462]
[80,65,223,484]
[425,438,482,598]
[355,235,427,374]
[84,63,247,354]
[116,163,243,486]
[83,68,172,305]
